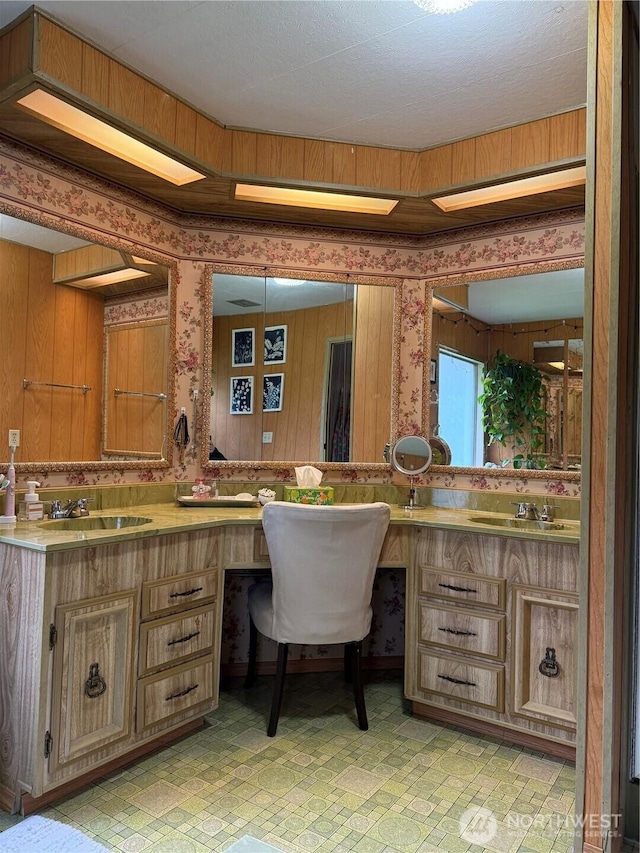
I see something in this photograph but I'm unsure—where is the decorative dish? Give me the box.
[177,495,259,508]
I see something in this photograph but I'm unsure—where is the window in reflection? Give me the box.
[437,350,483,466]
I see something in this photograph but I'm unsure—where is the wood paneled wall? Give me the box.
[1,12,585,196]
[351,285,394,462]
[104,321,168,456]
[0,240,103,463]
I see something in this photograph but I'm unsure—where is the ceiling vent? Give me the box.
[227,298,262,308]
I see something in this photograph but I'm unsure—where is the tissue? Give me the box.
[285,466,333,505]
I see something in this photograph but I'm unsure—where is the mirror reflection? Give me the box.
[432,267,584,471]
[0,212,171,466]
[209,273,393,464]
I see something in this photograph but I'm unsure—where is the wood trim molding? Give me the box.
[0,10,587,198]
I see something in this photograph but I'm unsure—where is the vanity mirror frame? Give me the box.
[0,201,177,472]
[201,264,403,471]
[426,257,585,483]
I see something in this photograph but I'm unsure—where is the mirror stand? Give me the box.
[390,435,433,510]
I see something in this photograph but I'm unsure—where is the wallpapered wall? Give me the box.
[0,138,584,497]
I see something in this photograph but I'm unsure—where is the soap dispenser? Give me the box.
[18,481,44,522]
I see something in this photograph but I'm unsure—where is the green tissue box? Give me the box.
[283,487,334,505]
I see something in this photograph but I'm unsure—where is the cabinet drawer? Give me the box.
[419,566,505,610]
[142,569,218,619]
[139,604,215,675]
[417,648,504,712]
[136,654,214,731]
[418,600,505,660]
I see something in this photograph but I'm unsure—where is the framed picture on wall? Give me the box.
[264,325,287,365]
[230,376,254,414]
[232,328,255,367]
[263,373,284,412]
[430,358,438,384]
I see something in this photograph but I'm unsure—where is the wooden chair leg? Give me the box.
[351,641,368,731]
[267,643,289,737]
[344,642,354,683]
[245,617,258,688]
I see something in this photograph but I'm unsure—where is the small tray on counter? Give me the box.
[177,495,260,508]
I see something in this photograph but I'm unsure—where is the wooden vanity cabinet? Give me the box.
[406,527,579,757]
[0,528,223,813]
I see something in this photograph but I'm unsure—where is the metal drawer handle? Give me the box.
[85,663,107,698]
[169,586,203,598]
[167,630,201,647]
[437,673,476,687]
[538,647,561,678]
[166,684,199,701]
[438,583,477,593]
[438,627,478,637]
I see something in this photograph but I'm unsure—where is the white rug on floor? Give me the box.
[0,815,109,852]
[226,836,285,852]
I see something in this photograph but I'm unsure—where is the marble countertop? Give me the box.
[0,501,581,553]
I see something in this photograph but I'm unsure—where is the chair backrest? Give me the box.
[261,501,391,645]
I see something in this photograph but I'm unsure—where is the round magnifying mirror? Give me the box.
[390,435,432,510]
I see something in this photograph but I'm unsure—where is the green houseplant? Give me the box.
[478,351,548,469]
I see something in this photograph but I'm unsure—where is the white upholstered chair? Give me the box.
[245,501,391,736]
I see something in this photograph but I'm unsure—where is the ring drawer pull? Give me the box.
[438,627,478,636]
[169,587,203,599]
[85,663,107,698]
[167,630,200,647]
[438,583,477,593]
[437,673,476,687]
[538,647,561,678]
[166,684,199,701]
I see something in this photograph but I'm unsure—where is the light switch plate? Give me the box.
[262,432,273,444]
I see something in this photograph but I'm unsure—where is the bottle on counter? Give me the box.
[18,480,44,522]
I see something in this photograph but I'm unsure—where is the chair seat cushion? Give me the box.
[248,581,276,640]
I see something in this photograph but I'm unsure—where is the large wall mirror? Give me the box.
[0,211,175,471]
[428,262,584,475]
[203,269,399,468]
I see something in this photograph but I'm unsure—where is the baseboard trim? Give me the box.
[19,718,203,815]
[0,782,17,814]
[412,702,576,762]
[221,655,404,679]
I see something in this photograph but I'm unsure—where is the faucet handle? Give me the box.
[540,504,559,521]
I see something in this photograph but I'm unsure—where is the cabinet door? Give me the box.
[50,590,137,770]
[511,585,579,729]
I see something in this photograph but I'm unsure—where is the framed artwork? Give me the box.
[263,373,284,412]
[264,325,287,365]
[430,358,438,384]
[232,327,255,367]
[230,376,254,414]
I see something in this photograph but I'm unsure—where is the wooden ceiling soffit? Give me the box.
[0,9,587,206]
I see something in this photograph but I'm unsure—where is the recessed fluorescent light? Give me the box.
[71,269,150,288]
[548,361,565,370]
[431,166,586,212]
[274,278,307,286]
[235,184,398,215]
[16,90,206,186]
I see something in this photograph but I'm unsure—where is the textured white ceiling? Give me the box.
[467,268,584,325]
[0,0,589,149]
[0,214,91,253]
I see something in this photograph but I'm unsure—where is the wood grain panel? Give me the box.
[356,146,402,190]
[256,133,305,181]
[174,101,198,155]
[37,18,82,91]
[195,114,228,173]
[330,141,357,186]
[400,150,420,193]
[107,59,146,127]
[549,109,586,162]
[144,88,177,145]
[475,128,512,179]
[53,244,123,282]
[232,130,258,175]
[511,117,551,170]
[81,42,109,105]
[303,139,328,183]
[0,17,32,89]
[420,145,453,192]
[451,138,476,185]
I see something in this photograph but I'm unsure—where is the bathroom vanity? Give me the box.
[0,500,579,814]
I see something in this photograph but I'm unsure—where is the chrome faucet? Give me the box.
[48,497,94,519]
[539,504,559,522]
[511,501,539,520]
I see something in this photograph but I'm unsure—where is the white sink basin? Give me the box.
[469,516,566,531]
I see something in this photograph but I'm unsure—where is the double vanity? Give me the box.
[0,489,580,814]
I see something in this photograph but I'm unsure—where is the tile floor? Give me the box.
[0,668,617,853]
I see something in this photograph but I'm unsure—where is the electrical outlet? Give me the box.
[8,429,20,447]
[262,431,273,444]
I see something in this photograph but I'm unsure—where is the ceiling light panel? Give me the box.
[235,184,398,215]
[16,90,206,186]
